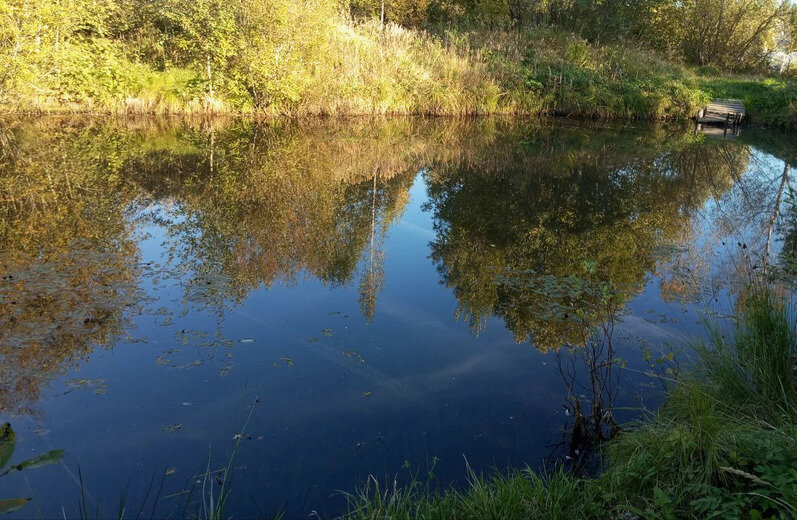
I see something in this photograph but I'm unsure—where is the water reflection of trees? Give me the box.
[0,117,787,416]
[658,147,794,303]
[0,117,489,412]
[425,127,749,351]
[0,120,142,414]
[123,120,422,312]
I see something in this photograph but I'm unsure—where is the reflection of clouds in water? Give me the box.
[618,314,690,345]
[219,294,524,426]
[376,299,476,340]
[398,219,436,238]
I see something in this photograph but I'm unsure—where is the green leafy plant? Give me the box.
[0,422,66,515]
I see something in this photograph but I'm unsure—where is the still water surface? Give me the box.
[0,117,794,518]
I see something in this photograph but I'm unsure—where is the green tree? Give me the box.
[676,0,792,70]
[350,0,432,26]
[150,0,238,100]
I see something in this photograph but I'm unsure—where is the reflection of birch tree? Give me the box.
[0,117,428,414]
[359,172,386,322]
[778,181,797,279]
[764,161,791,270]
[660,151,794,303]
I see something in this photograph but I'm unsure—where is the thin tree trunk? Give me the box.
[206,54,214,99]
[764,161,790,269]
[209,125,215,177]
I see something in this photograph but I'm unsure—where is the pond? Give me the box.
[0,117,794,518]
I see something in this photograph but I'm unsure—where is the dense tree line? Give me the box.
[0,0,794,114]
[355,0,795,69]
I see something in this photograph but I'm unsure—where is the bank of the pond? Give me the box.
[343,292,797,520]
[2,22,795,130]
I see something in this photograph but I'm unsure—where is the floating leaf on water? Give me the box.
[0,498,30,514]
[176,329,208,345]
[362,391,372,397]
[173,360,203,369]
[343,349,365,363]
[219,365,234,377]
[8,449,66,472]
[280,356,294,367]
[65,379,106,393]
[306,337,318,343]
[322,329,333,337]
[162,423,183,433]
[165,468,178,476]
[0,424,14,469]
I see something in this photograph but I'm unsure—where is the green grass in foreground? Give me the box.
[343,292,797,520]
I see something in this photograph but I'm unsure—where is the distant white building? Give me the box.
[769,51,797,74]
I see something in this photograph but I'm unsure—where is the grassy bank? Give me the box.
[2,16,795,129]
[343,292,797,519]
[697,75,797,130]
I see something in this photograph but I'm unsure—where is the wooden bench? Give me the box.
[697,99,745,126]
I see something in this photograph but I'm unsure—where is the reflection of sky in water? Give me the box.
[0,121,793,518]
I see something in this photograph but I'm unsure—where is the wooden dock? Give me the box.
[696,99,745,126]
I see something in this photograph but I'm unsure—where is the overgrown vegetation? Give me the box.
[343,291,797,519]
[0,0,795,126]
